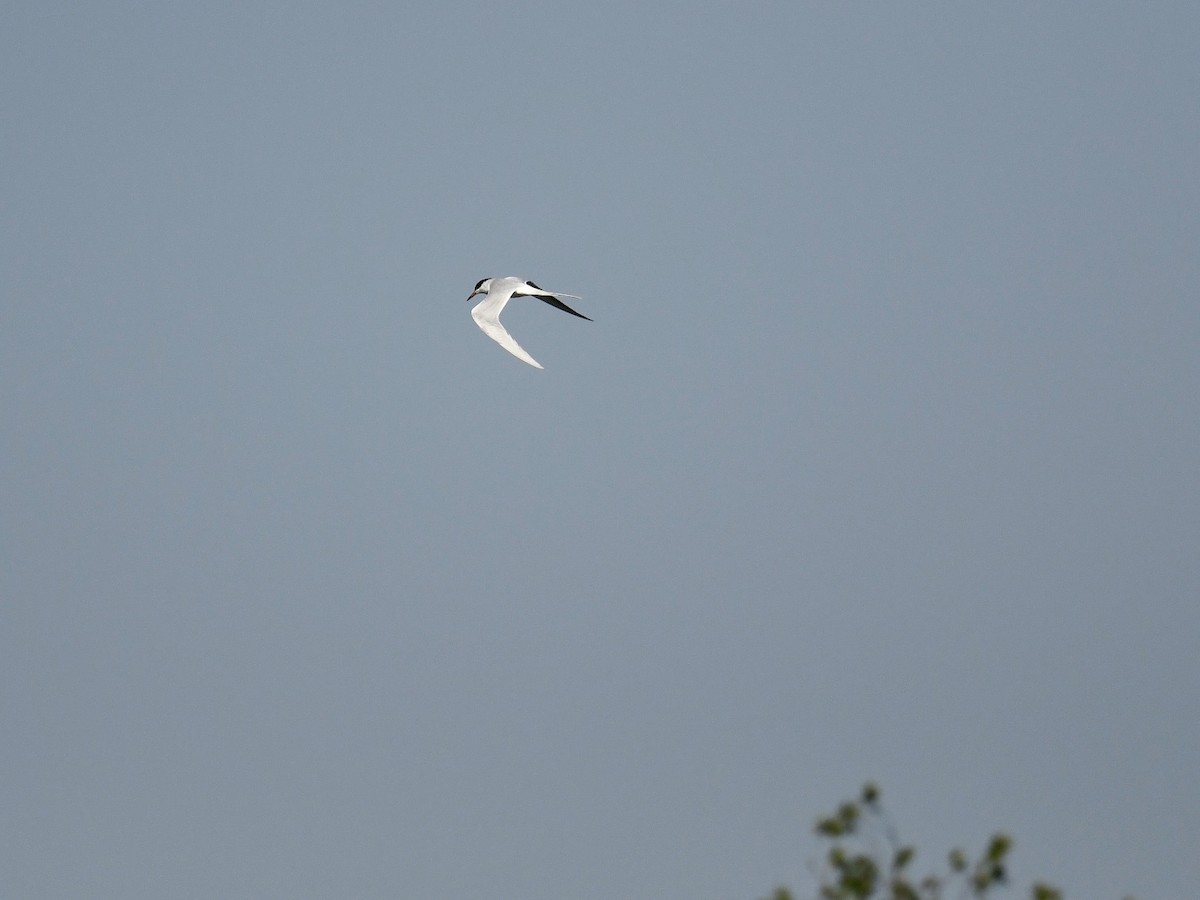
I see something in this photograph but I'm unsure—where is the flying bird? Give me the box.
[467,276,591,369]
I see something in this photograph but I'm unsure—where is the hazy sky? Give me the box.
[3,4,1198,899]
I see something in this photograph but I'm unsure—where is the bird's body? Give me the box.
[467,276,590,369]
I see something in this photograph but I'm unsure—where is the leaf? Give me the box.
[985,834,1013,863]
[817,816,845,837]
[892,846,915,871]
[838,802,860,832]
[837,854,878,898]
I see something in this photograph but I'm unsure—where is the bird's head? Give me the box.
[467,277,493,301]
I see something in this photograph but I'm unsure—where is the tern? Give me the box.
[467,276,591,369]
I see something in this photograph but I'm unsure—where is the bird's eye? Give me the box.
[474,278,488,291]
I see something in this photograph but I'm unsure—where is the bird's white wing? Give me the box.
[471,303,543,369]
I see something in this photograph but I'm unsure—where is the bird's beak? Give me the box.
[467,290,480,301]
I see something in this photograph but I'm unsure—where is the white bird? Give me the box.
[467,276,591,369]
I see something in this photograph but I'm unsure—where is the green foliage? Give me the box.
[816,801,862,838]
[948,848,968,874]
[791,784,1122,900]
[821,844,879,899]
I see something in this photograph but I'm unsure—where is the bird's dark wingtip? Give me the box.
[535,293,592,320]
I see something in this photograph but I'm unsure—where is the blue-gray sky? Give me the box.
[3,4,1197,898]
